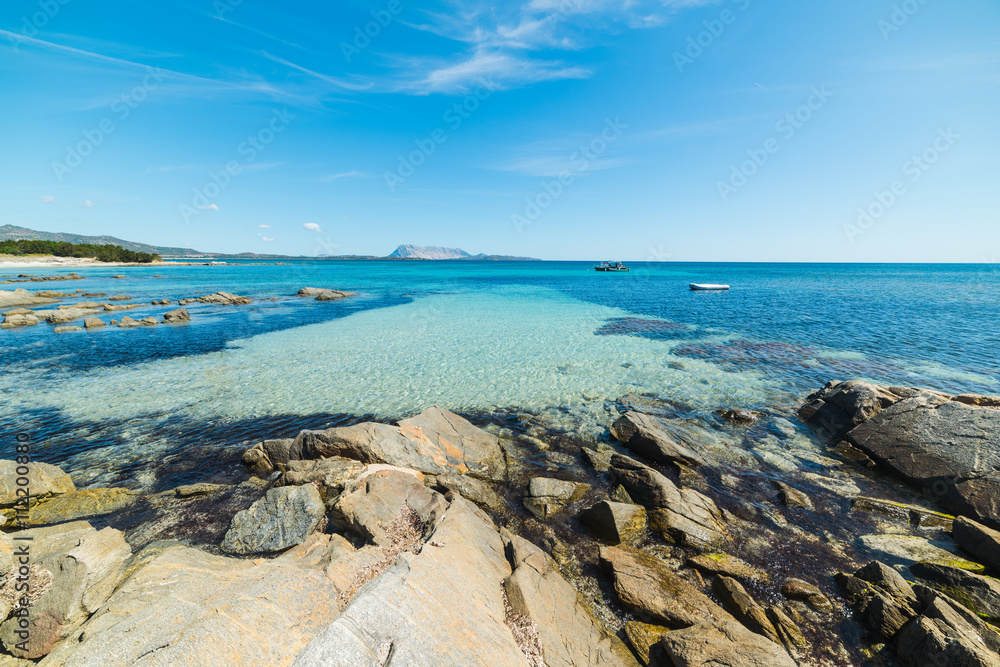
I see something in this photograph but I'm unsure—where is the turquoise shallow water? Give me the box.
[2,261,997,488]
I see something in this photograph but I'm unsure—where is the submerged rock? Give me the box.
[221,484,326,555]
[17,488,138,526]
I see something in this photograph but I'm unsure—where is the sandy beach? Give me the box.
[0,254,166,269]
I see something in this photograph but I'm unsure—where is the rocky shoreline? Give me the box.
[0,286,356,332]
[1,381,999,666]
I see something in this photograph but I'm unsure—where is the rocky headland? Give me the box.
[1,381,999,666]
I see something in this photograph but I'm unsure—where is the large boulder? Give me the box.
[610,412,705,467]
[288,407,506,481]
[801,382,1000,526]
[162,308,190,323]
[1,313,39,328]
[38,538,342,667]
[0,461,75,508]
[660,620,797,667]
[609,454,725,548]
[599,545,734,628]
[221,484,326,555]
[332,470,446,547]
[0,521,130,659]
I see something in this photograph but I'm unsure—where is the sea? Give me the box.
[3,261,997,491]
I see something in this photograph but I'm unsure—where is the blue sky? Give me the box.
[1,0,998,260]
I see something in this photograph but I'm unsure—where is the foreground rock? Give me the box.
[660,620,797,667]
[600,545,734,628]
[12,488,138,526]
[1,312,40,328]
[801,380,1000,526]
[39,537,341,666]
[117,315,157,328]
[0,521,130,659]
[273,406,507,481]
[503,531,641,667]
[221,484,326,554]
[294,488,637,667]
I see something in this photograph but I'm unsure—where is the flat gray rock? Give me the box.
[221,484,326,554]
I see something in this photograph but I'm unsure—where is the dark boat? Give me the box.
[595,261,629,272]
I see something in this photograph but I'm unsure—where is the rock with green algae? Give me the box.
[599,545,734,629]
[12,488,139,526]
[686,553,769,583]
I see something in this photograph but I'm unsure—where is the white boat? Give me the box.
[689,283,730,291]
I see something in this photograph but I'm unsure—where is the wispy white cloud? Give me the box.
[303,223,322,232]
[261,52,374,92]
[77,200,95,207]
[40,195,57,204]
[410,48,589,94]
[396,0,703,93]
[319,170,367,182]
[257,234,275,241]
[197,204,219,211]
[257,224,272,229]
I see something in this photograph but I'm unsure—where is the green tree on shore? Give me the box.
[0,239,160,263]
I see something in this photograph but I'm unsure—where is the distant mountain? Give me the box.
[0,225,207,257]
[387,245,471,260]
[387,244,538,261]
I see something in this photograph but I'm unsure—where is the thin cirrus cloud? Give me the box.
[197,204,219,211]
[77,200,95,207]
[396,0,687,94]
[303,223,322,232]
[40,195,57,204]
[257,224,272,229]
[318,170,366,182]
